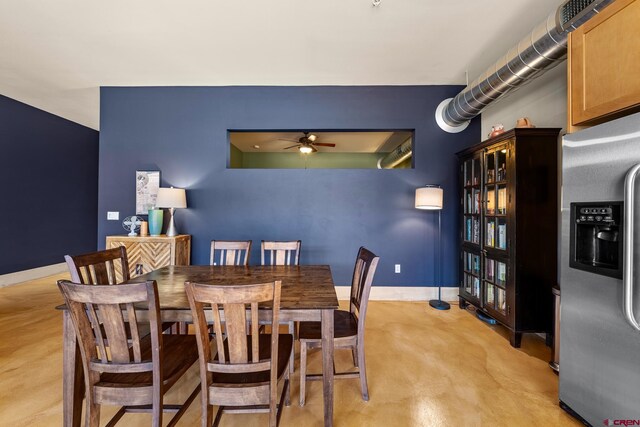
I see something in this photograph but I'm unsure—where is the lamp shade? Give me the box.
[155,187,187,209]
[415,185,443,210]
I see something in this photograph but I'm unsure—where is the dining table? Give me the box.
[61,264,339,427]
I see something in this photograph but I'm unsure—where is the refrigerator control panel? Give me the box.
[575,206,616,225]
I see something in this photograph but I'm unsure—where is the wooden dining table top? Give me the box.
[132,264,340,310]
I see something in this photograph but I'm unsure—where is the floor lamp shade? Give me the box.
[415,185,443,210]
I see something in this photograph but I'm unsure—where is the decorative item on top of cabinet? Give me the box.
[568,0,640,132]
[106,234,190,279]
[457,128,560,348]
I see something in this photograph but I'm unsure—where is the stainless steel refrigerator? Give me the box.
[561,112,640,424]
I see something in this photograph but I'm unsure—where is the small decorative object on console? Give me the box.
[122,216,143,236]
[488,124,505,138]
[148,208,163,236]
[139,221,148,237]
[515,117,535,128]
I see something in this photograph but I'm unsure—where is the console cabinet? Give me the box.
[106,234,191,280]
[457,128,560,347]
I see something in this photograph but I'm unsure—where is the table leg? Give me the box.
[63,310,84,427]
[321,309,334,427]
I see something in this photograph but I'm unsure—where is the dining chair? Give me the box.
[210,240,252,266]
[65,247,176,333]
[57,279,200,427]
[185,280,292,427]
[64,246,130,285]
[260,240,301,266]
[298,246,379,406]
[261,240,301,373]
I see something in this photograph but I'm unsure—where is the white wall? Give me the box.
[480,64,568,137]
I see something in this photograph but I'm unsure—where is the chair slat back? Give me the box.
[350,247,379,323]
[57,280,160,374]
[210,240,252,266]
[65,247,130,285]
[186,281,281,374]
[261,240,301,266]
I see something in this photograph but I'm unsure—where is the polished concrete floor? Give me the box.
[0,273,579,426]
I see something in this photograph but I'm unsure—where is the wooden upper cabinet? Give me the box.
[568,0,640,130]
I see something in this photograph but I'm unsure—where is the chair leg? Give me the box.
[152,394,162,427]
[269,393,278,427]
[85,388,100,427]
[299,341,307,406]
[352,344,358,367]
[288,321,295,374]
[202,386,212,427]
[276,377,289,427]
[284,370,291,406]
[212,406,224,427]
[357,339,369,401]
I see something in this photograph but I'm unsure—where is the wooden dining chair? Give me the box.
[57,280,200,427]
[65,247,176,333]
[185,280,292,427]
[210,240,252,266]
[260,240,301,266]
[298,246,379,406]
[65,246,130,285]
[261,240,301,373]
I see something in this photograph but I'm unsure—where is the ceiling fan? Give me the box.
[282,132,336,153]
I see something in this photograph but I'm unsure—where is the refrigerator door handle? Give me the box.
[623,163,640,331]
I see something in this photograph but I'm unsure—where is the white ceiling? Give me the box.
[230,131,412,153]
[0,0,562,130]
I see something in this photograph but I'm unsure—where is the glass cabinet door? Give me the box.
[463,156,481,246]
[462,251,481,299]
[483,257,508,316]
[483,144,509,252]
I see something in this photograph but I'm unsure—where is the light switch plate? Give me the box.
[395,264,401,273]
[107,211,119,220]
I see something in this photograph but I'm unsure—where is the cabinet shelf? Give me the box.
[457,128,560,348]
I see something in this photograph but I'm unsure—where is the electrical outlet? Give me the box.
[395,264,401,273]
[107,211,119,220]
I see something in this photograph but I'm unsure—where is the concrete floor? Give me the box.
[0,273,579,426]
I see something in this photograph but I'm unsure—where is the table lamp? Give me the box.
[155,187,187,237]
[415,185,449,310]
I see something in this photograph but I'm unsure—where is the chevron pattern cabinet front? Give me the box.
[106,235,191,279]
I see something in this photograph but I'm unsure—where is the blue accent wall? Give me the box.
[99,86,479,286]
[0,95,99,275]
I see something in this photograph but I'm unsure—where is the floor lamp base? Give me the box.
[429,299,451,310]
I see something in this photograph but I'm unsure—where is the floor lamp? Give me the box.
[415,185,450,310]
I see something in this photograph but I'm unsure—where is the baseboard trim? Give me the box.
[335,286,458,301]
[0,263,67,288]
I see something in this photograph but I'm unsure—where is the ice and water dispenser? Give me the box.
[570,201,623,279]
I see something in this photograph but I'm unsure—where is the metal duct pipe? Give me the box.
[436,0,614,133]
[377,137,412,169]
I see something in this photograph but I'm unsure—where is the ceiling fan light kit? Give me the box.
[299,145,313,154]
[283,131,336,154]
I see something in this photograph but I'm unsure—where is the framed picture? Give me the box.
[136,170,161,215]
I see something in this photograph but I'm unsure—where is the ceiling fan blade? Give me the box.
[313,142,336,147]
[276,139,300,143]
[283,144,300,150]
[311,146,318,153]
